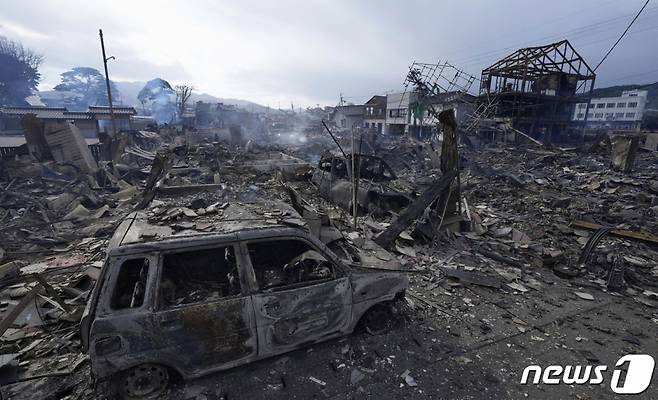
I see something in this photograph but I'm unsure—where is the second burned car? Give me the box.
[312,153,413,215]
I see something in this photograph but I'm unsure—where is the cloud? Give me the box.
[0,19,49,41]
[1,0,656,106]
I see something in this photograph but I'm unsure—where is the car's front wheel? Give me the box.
[361,303,393,335]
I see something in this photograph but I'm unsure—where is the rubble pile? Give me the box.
[0,120,656,399]
[462,145,658,290]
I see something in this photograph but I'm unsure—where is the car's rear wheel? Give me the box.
[362,303,393,335]
[118,363,170,399]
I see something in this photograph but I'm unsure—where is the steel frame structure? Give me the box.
[478,40,596,141]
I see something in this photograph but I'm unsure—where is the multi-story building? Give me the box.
[385,92,411,135]
[573,89,648,130]
[363,95,386,134]
[408,91,476,138]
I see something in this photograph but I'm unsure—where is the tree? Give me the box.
[175,85,194,119]
[53,67,120,110]
[0,36,43,106]
[138,78,176,124]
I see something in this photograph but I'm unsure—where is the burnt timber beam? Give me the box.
[374,170,457,249]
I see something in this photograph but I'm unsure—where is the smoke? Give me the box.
[272,121,309,145]
[138,78,176,124]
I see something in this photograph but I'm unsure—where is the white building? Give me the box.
[385,92,412,135]
[573,89,648,130]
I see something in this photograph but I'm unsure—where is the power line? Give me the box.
[598,67,658,85]
[592,0,651,72]
[453,7,658,68]
[444,5,658,67]
[436,0,629,63]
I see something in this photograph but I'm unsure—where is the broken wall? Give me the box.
[43,122,98,173]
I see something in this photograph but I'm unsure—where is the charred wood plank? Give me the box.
[374,170,457,249]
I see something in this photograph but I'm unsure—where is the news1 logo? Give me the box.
[520,354,655,394]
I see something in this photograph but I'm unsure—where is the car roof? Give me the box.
[108,201,310,256]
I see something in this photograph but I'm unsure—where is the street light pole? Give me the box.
[99,29,117,138]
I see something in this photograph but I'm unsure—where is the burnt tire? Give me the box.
[361,303,393,335]
[115,363,170,400]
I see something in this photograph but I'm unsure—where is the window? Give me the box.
[159,246,240,308]
[615,113,624,118]
[389,109,395,118]
[628,102,638,108]
[577,113,584,119]
[617,102,626,108]
[578,104,586,109]
[248,239,334,291]
[596,103,605,109]
[594,113,603,118]
[111,258,150,310]
[400,109,407,117]
[606,103,615,108]
[626,112,635,118]
[587,113,594,118]
[605,113,613,118]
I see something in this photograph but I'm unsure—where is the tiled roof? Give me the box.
[334,105,364,117]
[0,106,94,120]
[0,106,123,121]
[1,106,67,119]
[88,106,137,116]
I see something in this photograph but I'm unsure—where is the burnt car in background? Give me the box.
[312,153,413,215]
[80,204,407,399]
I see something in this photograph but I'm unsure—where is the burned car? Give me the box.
[80,202,408,398]
[312,153,413,214]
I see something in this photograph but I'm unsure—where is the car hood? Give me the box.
[350,239,405,271]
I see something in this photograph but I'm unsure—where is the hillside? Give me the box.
[590,81,658,109]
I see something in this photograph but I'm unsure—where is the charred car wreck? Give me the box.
[312,153,412,215]
[80,202,408,398]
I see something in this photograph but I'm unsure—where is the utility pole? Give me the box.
[351,124,358,228]
[99,29,117,138]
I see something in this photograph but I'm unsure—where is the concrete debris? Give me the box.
[43,122,99,173]
[610,135,639,173]
[574,291,595,301]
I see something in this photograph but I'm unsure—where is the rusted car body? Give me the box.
[80,206,407,396]
[312,153,412,214]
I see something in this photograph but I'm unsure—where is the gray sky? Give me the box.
[1,0,657,107]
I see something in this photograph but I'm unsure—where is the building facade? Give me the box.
[573,89,648,130]
[409,91,475,138]
[328,105,364,130]
[363,95,386,134]
[385,92,411,135]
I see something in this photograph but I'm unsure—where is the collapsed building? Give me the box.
[476,40,596,142]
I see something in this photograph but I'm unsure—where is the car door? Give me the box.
[88,254,158,379]
[152,243,258,376]
[244,237,352,357]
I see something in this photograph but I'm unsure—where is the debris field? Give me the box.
[0,116,657,400]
